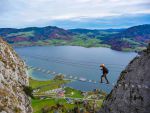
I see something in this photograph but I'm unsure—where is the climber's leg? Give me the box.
[100,75,104,83]
[104,73,109,84]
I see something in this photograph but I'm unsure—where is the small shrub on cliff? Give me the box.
[54,75,64,80]
[22,85,34,99]
[14,107,21,113]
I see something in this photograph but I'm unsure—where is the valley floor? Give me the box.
[29,75,106,113]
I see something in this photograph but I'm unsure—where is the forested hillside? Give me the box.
[0,24,149,51]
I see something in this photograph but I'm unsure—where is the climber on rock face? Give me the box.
[100,64,109,84]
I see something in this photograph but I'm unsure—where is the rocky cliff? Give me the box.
[0,38,32,113]
[99,44,150,113]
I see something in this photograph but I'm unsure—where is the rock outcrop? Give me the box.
[99,44,150,113]
[0,38,32,113]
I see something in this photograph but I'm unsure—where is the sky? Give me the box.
[0,0,150,29]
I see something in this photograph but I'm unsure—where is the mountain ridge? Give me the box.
[0,24,149,51]
[104,24,150,51]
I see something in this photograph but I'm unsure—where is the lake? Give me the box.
[15,46,137,93]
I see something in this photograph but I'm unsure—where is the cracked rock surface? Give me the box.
[98,44,150,113]
[0,38,32,113]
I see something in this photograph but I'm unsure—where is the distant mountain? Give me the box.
[69,28,124,33]
[0,26,73,44]
[69,28,124,38]
[0,26,122,48]
[0,24,149,51]
[104,24,150,51]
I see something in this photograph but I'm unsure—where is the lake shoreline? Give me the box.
[12,44,141,52]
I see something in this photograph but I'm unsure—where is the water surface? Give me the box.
[15,46,137,93]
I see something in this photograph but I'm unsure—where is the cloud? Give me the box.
[0,0,149,28]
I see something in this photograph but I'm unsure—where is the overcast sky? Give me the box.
[0,0,150,29]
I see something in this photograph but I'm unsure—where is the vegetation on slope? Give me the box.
[0,24,149,51]
[105,24,150,51]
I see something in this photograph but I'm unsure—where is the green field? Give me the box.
[29,78,69,89]
[29,78,104,113]
[32,98,75,113]
[64,87,84,98]
[29,77,72,95]
[13,38,111,48]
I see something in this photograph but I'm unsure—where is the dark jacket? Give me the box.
[101,67,109,74]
